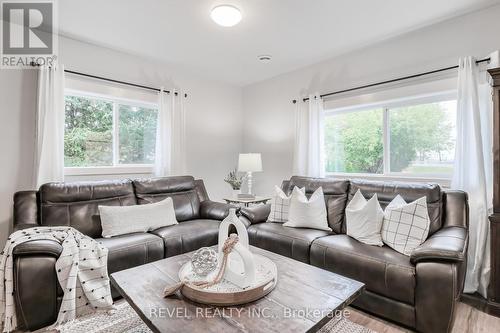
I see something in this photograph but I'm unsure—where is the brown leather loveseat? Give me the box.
[239,176,469,333]
[12,176,233,331]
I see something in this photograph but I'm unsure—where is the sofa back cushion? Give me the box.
[283,176,349,233]
[132,176,201,221]
[39,180,136,238]
[348,179,442,235]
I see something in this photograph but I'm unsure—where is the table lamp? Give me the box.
[238,153,262,197]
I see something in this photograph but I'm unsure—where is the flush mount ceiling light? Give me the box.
[258,55,272,63]
[211,5,242,27]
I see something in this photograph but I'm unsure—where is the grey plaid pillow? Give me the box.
[267,186,304,223]
[381,195,430,256]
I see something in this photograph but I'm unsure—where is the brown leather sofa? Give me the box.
[239,176,469,333]
[12,176,233,331]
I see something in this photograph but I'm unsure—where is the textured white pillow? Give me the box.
[267,186,305,223]
[346,190,384,246]
[382,195,431,256]
[99,197,178,238]
[284,187,331,231]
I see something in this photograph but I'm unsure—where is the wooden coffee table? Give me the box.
[110,246,364,333]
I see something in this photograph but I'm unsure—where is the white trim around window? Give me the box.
[64,165,154,176]
[64,89,158,110]
[324,90,457,117]
[325,172,451,188]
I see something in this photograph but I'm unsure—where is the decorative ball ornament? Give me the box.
[191,247,218,276]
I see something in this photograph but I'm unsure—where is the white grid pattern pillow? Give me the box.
[267,186,304,223]
[382,195,431,256]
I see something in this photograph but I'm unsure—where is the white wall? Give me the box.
[0,70,37,248]
[0,36,244,247]
[242,4,500,196]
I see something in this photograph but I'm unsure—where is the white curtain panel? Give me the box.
[34,65,65,188]
[293,93,325,177]
[154,89,187,177]
[452,55,497,297]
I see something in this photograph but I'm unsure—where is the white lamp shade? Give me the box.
[238,153,262,172]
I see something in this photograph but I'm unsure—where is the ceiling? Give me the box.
[59,0,500,86]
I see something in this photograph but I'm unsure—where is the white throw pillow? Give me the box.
[284,187,331,231]
[382,195,431,256]
[345,190,384,246]
[267,186,305,223]
[99,197,178,238]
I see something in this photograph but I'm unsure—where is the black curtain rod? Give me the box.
[293,57,491,103]
[64,69,188,98]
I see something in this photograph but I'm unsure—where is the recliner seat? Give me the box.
[247,222,331,263]
[151,219,221,257]
[97,232,164,298]
[310,234,415,304]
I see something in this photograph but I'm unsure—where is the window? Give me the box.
[64,92,158,172]
[325,108,384,174]
[324,93,457,181]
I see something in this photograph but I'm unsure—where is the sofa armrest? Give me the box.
[240,204,271,224]
[199,200,237,220]
[13,240,62,330]
[410,226,467,264]
[13,239,63,257]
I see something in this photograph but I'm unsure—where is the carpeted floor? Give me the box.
[48,301,376,333]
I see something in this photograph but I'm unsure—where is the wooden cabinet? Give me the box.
[489,67,500,311]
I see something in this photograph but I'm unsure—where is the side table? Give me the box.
[223,196,271,207]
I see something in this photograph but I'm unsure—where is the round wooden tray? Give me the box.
[178,254,277,306]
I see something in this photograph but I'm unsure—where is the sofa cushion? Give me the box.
[247,222,332,263]
[348,179,442,235]
[97,233,164,275]
[39,180,137,238]
[310,234,415,305]
[151,219,221,257]
[97,232,164,299]
[133,176,201,222]
[283,176,349,233]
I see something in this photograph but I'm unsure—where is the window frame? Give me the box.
[324,91,457,187]
[63,89,159,176]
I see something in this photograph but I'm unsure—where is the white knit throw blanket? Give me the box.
[0,226,113,332]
